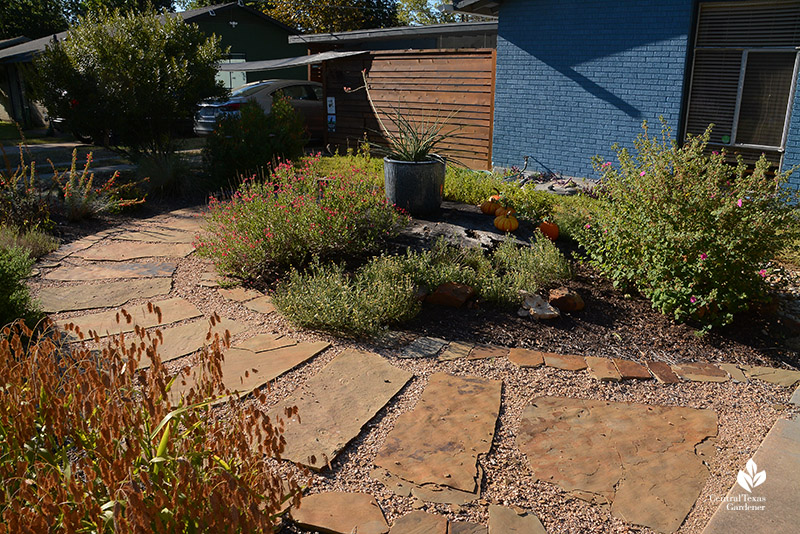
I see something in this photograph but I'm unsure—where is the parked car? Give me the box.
[194,79,324,140]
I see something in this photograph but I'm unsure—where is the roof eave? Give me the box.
[451,0,501,17]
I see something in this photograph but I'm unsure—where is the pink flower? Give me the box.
[690,296,697,304]
[601,162,612,168]
[584,223,591,229]
[712,151,719,155]
[700,253,707,260]
[640,170,646,177]
[737,198,743,207]
[759,269,767,278]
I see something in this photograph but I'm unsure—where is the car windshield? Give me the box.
[231,83,273,98]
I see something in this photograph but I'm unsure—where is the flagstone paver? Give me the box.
[488,505,546,534]
[389,511,448,534]
[371,467,478,505]
[543,352,587,371]
[141,317,248,367]
[400,336,448,359]
[233,333,297,353]
[672,362,729,383]
[718,363,748,383]
[76,241,194,261]
[585,356,621,382]
[290,492,389,534]
[740,365,800,387]
[115,227,195,243]
[613,358,652,380]
[646,361,681,384]
[449,521,488,534]
[467,344,509,360]
[791,385,800,406]
[243,296,276,315]
[169,341,329,404]
[375,373,502,494]
[57,297,202,338]
[507,347,545,368]
[439,341,475,361]
[218,287,262,302]
[702,417,800,534]
[36,278,172,313]
[45,235,107,261]
[275,349,412,469]
[517,396,717,533]
[45,261,176,281]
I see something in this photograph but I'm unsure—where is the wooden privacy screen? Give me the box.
[323,49,496,170]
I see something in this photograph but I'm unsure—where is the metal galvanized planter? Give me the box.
[383,157,446,216]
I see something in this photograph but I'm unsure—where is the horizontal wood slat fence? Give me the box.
[324,49,496,170]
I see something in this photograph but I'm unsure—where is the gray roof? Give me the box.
[451,0,502,17]
[0,2,296,64]
[288,21,497,45]
[218,50,368,72]
[0,36,31,50]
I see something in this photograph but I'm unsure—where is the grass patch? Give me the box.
[0,226,59,259]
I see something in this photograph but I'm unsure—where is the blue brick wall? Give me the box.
[492,0,695,178]
[781,73,800,190]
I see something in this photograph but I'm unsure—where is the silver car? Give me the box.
[194,79,324,139]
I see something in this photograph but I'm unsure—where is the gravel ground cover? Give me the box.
[26,201,800,534]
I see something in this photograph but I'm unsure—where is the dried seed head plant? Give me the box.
[0,305,308,533]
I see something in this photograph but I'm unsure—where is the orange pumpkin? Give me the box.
[538,221,559,241]
[480,200,502,215]
[495,206,516,217]
[494,213,519,232]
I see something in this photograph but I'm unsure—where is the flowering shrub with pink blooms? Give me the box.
[196,156,406,277]
[579,120,799,328]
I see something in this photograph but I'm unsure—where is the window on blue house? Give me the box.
[685,1,800,166]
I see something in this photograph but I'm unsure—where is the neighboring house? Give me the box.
[454,0,800,188]
[0,2,306,128]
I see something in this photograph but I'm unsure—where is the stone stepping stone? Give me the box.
[37,278,172,313]
[243,296,275,315]
[467,344,509,360]
[218,287,262,302]
[400,337,448,359]
[508,348,545,368]
[740,365,800,387]
[389,511,447,534]
[169,340,329,404]
[613,358,652,380]
[371,467,479,505]
[57,297,202,338]
[543,352,587,371]
[233,333,296,353]
[439,341,475,361]
[791,385,800,406]
[585,356,621,382]
[375,373,502,494]
[718,363,748,383]
[672,362,729,383]
[142,317,248,368]
[290,492,389,534]
[115,228,195,243]
[449,521,488,534]
[702,417,800,534]
[488,505,546,534]
[198,272,220,288]
[76,241,194,261]
[45,261,176,281]
[646,361,680,384]
[274,349,412,469]
[517,396,717,533]
[45,235,106,261]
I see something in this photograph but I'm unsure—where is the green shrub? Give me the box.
[197,156,405,277]
[0,314,306,532]
[0,225,59,259]
[274,236,573,337]
[204,97,308,189]
[55,150,145,221]
[443,167,554,220]
[0,147,52,231]
[550,194,601,242]
[578,120,800,327]
[0,246,38,326]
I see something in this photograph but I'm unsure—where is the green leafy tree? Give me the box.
[32,8,226,160]
[64,0,174,19]
[397,0,458,25]
[0,0,68,40]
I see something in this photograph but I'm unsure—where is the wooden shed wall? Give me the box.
[323,49,495,170]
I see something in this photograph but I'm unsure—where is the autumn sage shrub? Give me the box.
[196,156,406,277]
[0,313,307,533]
[578,120,800,328]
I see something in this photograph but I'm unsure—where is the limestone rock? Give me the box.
[741,365,800,387]
[548,287,584,312]
[521,293,560,320]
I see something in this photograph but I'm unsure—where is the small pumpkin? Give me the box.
[495,206,516,217]
[494,213,519,232]
[480,199,502,215]
[538,221,559,241]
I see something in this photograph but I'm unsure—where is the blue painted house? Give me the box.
[453,0,800,188]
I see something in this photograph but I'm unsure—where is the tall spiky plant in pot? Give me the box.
[348,71,456,216]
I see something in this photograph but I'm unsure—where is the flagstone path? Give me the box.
[26,207,800,534]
